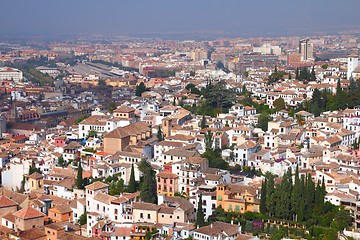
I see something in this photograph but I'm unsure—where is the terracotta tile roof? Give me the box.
[50,204,72,214]
[163,148,199,158]
[28,172,43,180]
[194,221,239,236]
[158,205,175,214]
[59,232,95,240]
[157,171,179,179]
[93,192,117,205]
[113,105,135,113]
[156,141,184,147]
[110,192,140,204]
[133,202,160,211]
[114,227,131,236]
[2,212,15,222]
[79,115,110,126]
[235,234,255,240]
[104,121,150,139]
[166,134,195,141]
[186,157,207,165]
[0,188,28,205]
[18,228,46,240]
[13,207,45,220]
[164,196,194,212]
[45,223,65,231]
[205,174,221,181]
[0,196,18,208]
[85,181,109,191]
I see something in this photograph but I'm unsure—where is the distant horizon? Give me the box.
[1,27,360,43]
[1,0,360,41]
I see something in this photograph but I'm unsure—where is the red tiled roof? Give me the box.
[0,196,18,208]
[13,207,45,219]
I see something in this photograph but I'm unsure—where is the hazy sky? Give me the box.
[1,0,360,37]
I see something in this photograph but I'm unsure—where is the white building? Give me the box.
[1,158,31,190]
[0,67,23,81]
[347,57,359,79]
[190,186,217,221]
[253,43,281,56]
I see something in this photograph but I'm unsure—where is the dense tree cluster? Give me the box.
[201,131,229,169]
[267,66,286,84]
[261,167,325,221]
[257,112,273,131]
[260,167,352,234]
[295,66,316,82]
[201,80,236,112]
[135,82,147,97]
[303,78,360,117]
[183,80,236,116]
[185,83,200,94]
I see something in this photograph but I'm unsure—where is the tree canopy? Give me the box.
[138,159,157,204]
[135,82,147,97]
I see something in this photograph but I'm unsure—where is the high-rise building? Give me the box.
[299,39,314,61]
[191,49,208,62]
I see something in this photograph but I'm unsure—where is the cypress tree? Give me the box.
[260,179,267,214]
[295,67,299,80]
[291,165,301,221]
[310,66,316,81]
[76,162,83,189]
[305,174,315,217]
[298,199,305,222]
[127,164,136,193]
[314,180,322,206]
[279,168,292,220]
[298,175,306,220]
[335,79,345,110]
[135,82,146,97]
[266,174,275,217]
[200,115,207,129]
[157,126,163,141]
[138,159,157,204]
[273,184,282,219]
[195,194,205,227]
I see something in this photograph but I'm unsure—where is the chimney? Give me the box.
[210,223,213,228]
[157,194,165,205]
[231,220,233,225]
[42,199,52,215]
[238,222,242,233]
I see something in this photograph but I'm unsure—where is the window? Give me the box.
[147,214,151,219]
[140,213,143,218]
[217,196,222,201]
